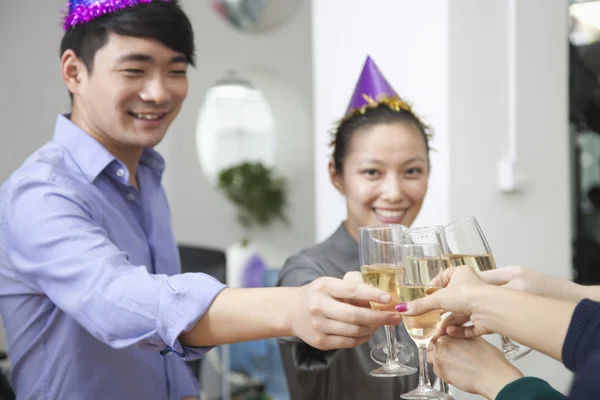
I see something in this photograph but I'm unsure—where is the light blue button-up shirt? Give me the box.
[0,115,227,399]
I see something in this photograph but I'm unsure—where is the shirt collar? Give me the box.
[52,114,165,182]
[140,147,166,176]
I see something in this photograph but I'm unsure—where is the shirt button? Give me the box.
[116,169,125,177]
[126,193,135,201]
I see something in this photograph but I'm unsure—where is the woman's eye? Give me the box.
[405,167,423,177]
[363,169,380,177]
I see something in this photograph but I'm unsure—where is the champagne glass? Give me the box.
[359,224,417,377]
[368,224,416,367]
[405,225,455,399]
[369,225,455,398]
[397,243,449,400]
[444,216,532,361]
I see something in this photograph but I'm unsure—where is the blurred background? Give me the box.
[2,0,600,398]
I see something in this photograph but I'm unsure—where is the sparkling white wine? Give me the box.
[402,256,450,281]
[397,285,441,341]
[360,264,398,311]
[447,253,496,272]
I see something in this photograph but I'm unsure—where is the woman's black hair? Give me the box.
[330,103,432,174]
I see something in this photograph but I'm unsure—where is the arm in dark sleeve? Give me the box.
[495,377,566,400]
[498,352,600,400]
[562,299,600,372]
[567,351,600,399]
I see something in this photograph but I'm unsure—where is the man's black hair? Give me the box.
[60,0,195,73]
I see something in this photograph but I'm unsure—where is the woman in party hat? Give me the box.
[277,55,436,399]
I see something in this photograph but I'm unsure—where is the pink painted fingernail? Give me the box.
[395,303,408,312]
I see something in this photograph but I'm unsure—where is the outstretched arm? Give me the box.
[181,276,401,350]
[480,265,600,303]
[397,266,576,362]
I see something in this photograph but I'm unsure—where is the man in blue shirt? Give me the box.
[0,1,401,399]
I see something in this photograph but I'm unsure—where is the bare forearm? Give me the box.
[483,267,600,303]
[541,275,600,303]
[179,287,296,347]
[478,287,576,361]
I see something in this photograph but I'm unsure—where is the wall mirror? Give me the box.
[211,0,303,34]
[196,70,277,185]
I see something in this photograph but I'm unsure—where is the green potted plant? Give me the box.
[217,161,289,245]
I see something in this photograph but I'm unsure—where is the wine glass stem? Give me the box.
[384,325,399,363]
[417,342,432,389]
[439,379,451,393]
[500,334,517,351]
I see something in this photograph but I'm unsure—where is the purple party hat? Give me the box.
[63,0,169,31]
[338,55,415,125]
[345,55,399,114]
[330,55,429,147]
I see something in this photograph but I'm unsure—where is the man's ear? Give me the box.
[60,49,86,96]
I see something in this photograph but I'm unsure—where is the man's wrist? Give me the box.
[276,286,300,338]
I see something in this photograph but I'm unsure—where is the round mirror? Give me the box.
[211,0,303,34]
[196,71,277,185]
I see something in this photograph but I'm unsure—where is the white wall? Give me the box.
[0,1,67,182]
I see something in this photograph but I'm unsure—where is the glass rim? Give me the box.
[444,216,478,232]
[358,223,408,233]
[406,225,444,234]
[359,224,408,245]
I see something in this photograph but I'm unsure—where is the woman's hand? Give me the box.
[396,265,494,339]
[429,336,523,400]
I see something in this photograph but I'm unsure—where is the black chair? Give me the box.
[0,351,14,400]
[178,244,227,284]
